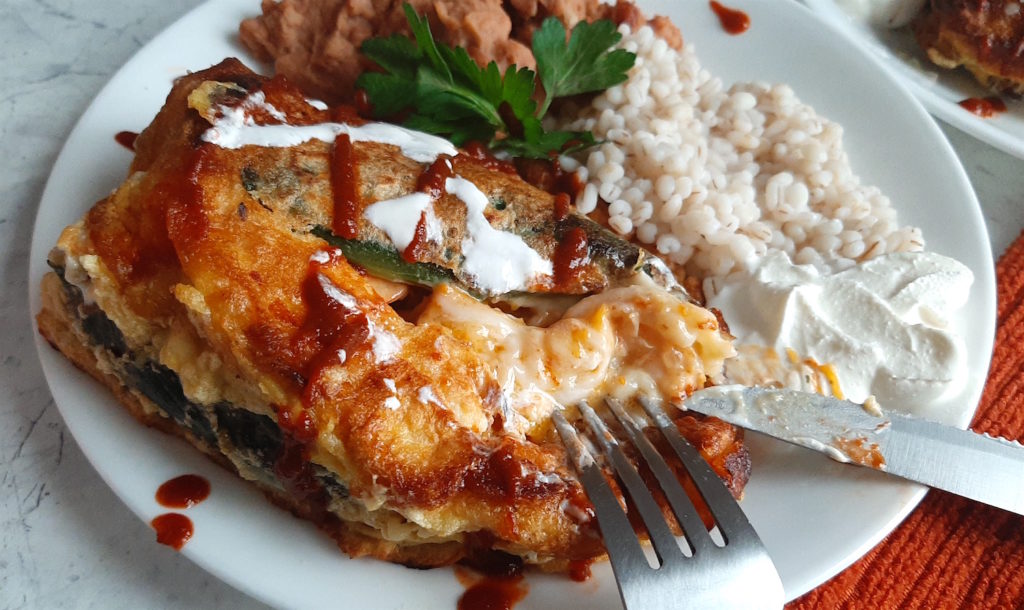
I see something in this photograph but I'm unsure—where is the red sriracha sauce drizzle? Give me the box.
[553,226,590,288]
[331,132,360,239]
[404,154,456,261]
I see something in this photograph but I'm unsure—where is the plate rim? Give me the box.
[27,0,997,606]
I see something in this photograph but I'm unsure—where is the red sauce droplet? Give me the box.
[568,559,593,582]
[114,130,138,151]
[709,1,750,35]
[513,156,584,200]
[553,193,572,222]
[331,105,365,125]
[457,577,528,610]
[151,513,193,550]
[417,154,455,198]
[456,553,528,610]
[155,474,211,509]
[958,96,1007,118]
[331,133,360,239]
[553,227,590,288]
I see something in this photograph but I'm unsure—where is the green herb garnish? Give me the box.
[356,4,635,159]
[531,18,638,117]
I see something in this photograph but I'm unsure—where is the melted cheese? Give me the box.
[419,275,735,435]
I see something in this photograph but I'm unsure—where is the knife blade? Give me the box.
[683,385,1024,516]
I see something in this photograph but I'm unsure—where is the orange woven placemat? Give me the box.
[788,231,1024,609]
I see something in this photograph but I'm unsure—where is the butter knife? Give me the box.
[682,386,1024,516]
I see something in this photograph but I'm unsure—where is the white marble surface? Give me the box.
[1,1,1022,609]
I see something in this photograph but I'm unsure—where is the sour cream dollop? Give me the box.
[704,251,973,411]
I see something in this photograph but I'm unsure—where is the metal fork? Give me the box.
[552,396,784,610]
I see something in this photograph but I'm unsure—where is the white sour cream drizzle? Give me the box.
[362,193,442,251]
[200,92,457,163]
[382,378,400,410]
[238,91,288,122]
[445,176,553,295]
[361,176,552,295]
[705,251,973,411]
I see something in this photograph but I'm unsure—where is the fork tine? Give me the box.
[604,397,716,557]
[550,410,651,577]
[639,396,757,545]
[576,401,682,565]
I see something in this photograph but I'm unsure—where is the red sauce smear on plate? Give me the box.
[958,96,1007,118]
[155,474,211,509]
[151,513,193,550]
[114,130,138,151]
[455,554,529,610]
[709,1,750,35]
[457,577,528,610]
[568,559,593,582]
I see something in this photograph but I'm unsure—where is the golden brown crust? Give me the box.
[42,59,603,567]
[38,272,233,470]
[38,271,474,567]
[914,0,1024,96]
[37,59,748,572]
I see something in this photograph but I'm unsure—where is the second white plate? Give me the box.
[805,0,1024,159]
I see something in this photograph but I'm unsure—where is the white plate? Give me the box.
[29,0,996,606]
[804,0,1024,159]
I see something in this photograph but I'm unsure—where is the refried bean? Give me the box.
[239,0,681,105]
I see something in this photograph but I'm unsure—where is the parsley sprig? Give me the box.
[356,4,635,159]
